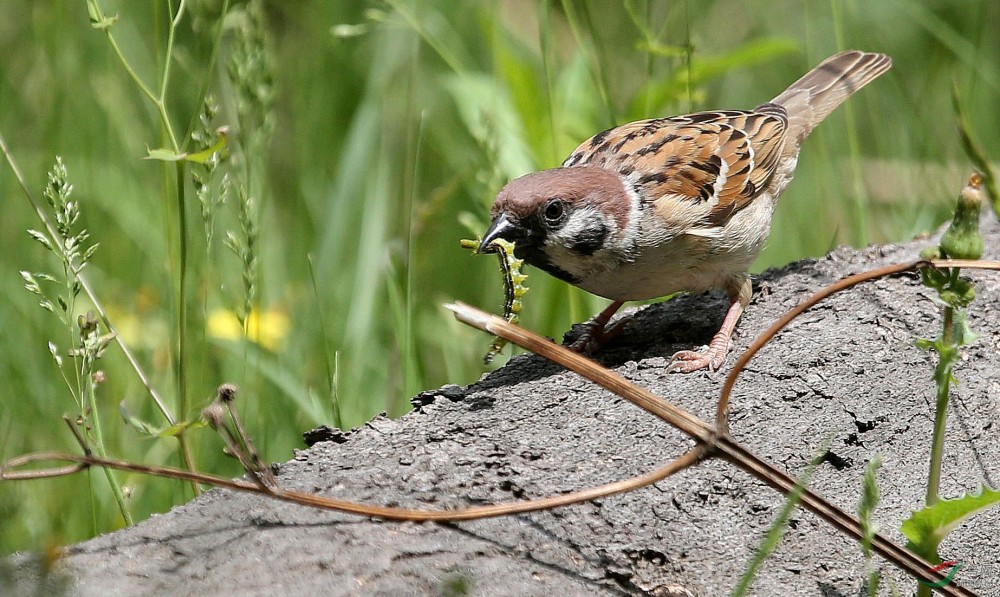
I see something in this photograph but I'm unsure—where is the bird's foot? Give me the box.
[666,348,726,373]
[568,318,628,354]
[667,334,733,373]
[566,301,626,354]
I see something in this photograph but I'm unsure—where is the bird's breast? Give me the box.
[570,193,777,300]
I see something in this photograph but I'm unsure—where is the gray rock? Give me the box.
[6,216,1000,596]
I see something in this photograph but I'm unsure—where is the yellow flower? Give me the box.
[207,307,289,351]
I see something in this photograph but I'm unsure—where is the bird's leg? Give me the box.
[668,277,752,373]
[568,300,626,354]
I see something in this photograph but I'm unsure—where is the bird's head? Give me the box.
[478,167,635,285]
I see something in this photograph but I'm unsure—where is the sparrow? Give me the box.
[477,50,892,372]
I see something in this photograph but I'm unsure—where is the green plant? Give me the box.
[731,448,823,597]
[858,456,882,597]
[908,173,999,595]
[19,158,131,525]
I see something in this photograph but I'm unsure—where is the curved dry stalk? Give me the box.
[718,258,1000,433]
[712,435,975,595]
[0,446,704,522]
[445,301,977,596]
[446,303,715,443]
[3,260,994,595]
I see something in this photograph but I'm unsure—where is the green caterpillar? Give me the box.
[461,238,528,363]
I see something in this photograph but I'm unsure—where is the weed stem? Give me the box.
[925,305,954,507]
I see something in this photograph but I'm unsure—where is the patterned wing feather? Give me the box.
[562,109,788,225]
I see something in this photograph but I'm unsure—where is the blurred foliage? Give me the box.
[0,0,997,553]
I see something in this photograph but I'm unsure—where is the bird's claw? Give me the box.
[667,347,726,373]
[567,318,627,354]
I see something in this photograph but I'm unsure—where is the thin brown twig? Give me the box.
[446,302,715,443]
[62,415,92,456]
[3,259,997,594]
[444,299,979,597]
[718,258,1000,433]
[0,447,705,521]
[1,462,87,480]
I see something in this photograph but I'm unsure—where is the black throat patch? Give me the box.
[515,244,581,285]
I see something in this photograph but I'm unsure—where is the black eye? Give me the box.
[542,199,566,228]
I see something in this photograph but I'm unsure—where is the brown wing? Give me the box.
[562,109,788,225]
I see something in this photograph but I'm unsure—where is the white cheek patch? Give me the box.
[542,206,624,279]
[551,206,608,246]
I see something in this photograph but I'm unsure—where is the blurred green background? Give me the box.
[0,0,996,554]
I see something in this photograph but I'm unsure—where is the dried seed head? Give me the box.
[202,403,226,429]
[217,383,238,403]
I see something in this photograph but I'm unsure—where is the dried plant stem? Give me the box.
[447,302,713,441]
[445,300,979,596]
[1,447,704,522]
[718,259,1000,432]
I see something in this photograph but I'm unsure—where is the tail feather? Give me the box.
[768,51,892,146]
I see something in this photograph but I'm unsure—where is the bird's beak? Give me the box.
[478,213,524,253]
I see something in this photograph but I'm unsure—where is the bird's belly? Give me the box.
[577,199,775,301]
[577,248,752,301]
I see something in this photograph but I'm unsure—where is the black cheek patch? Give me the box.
[568,221,608,256]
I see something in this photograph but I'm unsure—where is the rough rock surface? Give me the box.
[7,217,1000,596]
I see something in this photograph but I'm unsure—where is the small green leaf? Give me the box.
[157,420,207,437]
[902,485,1000,562]
[184,129,228,164]
[119,402,164,436]
[859,455,882,556]
[952,310,980,346]
[86,0,118,30]
[145,147,186,162]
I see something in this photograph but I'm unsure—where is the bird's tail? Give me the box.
[768,51,892,145]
